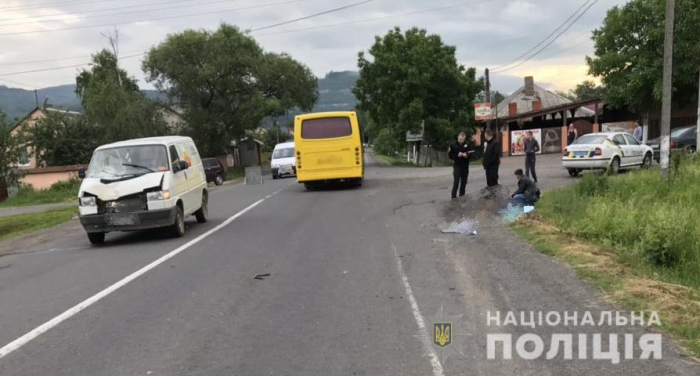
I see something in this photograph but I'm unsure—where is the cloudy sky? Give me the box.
[0,0,629,94]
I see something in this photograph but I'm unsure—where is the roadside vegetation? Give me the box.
[0,207,77,242]
[513,154,700,357]
[0,179,80,208]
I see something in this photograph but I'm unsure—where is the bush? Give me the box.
[538,161,700,288]
[373,128,402,156]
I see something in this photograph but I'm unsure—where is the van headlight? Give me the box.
[147,190,170,201]
[80,196,96,207]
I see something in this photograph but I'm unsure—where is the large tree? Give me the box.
[142,24,317,156]
[587,0,700,112]
[0,111,23,187]
[354,27,482,151]
[77,50,168,142]
[33,110,100,166]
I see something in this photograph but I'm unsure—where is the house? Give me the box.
[158,105,186,132]
[11,107,81,169]
[489,77,603,156]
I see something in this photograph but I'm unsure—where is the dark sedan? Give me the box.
[202,158,225,185]
[647,126,697,161]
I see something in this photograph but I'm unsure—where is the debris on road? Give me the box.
[440,218,479,235]
[253,273,271,280]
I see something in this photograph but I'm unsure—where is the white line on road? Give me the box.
[0,197,268,361]
[392,244,445,376]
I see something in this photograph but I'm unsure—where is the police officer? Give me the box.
[448,132,473,199]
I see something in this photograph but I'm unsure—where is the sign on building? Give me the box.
[475,103,492,121]
[510,129,542,156]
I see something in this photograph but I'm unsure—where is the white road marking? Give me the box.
[392,244,445,376]
[0,198,267,360]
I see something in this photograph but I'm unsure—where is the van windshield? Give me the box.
[272,148,295,159]
[87,145,169,180]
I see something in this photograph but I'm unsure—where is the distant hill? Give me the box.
[0,70,359,125]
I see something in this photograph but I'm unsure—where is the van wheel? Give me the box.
[195,193,208,223]
[171,205,185,237]
[272,174,278,180]
[87,232,105,245]
[568,169,580,177]
[214,174,224,186]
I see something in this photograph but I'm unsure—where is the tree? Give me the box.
[142,24,317,157]
[33,110,100,166]
[353,27,482,151]
[555,90,577,102]
[77,49,168,142]
[572,80,603,101]
[587,0,700,111]
[0,111,23,187]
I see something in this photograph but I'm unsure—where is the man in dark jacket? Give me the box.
[482,129,501,187]
[511,169,539,206]
[448,132,473,199]
[523,131,540,183]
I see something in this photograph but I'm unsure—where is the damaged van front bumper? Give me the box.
[80,207,176,233]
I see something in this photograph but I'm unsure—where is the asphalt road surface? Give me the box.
[0,153,697,375]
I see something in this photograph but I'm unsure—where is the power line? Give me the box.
[248,0,373,32]
[0,0,376,76]
[0,0,248,27]
[0,0,312,36]
[491,0,598,74]
[253,0,500,37]
[490,0,592,71]
[0,0,120,13]
[0,0,198,24]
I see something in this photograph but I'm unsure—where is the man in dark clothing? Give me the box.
[511,169,540,206]
[523,131,540,183]
[482,129,501,187]
[448,132,473,199]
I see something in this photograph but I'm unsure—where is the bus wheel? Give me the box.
[304,183,315,190]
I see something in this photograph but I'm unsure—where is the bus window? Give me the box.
[301,117,352,139]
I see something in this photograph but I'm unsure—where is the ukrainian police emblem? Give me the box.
[434,322,452,348]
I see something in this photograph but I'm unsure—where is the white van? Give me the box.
[78,136,208,244]
[270,141,296,179]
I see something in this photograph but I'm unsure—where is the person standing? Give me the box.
[632,121,643,142]
[483,129,501,188]
[511,169,540,206]
[523,131,540,183]
[567,123,578,145]
[448,132,473,199]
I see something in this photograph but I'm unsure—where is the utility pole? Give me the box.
[659,0,675,179]
[485,68,492,132]
[101,28,122,87]
[33,89,39,108]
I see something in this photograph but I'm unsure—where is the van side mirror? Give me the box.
[78,169,86,179]
[178,160,189,171]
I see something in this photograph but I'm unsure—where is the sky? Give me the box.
[0,0,630,94]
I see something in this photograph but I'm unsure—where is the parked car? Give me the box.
[270,141,296,179]
[562,132,653,177]
[646,126,697,162]
[202,158,225,185]
[77,136,208,244]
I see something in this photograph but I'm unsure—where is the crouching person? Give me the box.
[511,169,539,206]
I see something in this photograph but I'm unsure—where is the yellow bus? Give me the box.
[294,111,364,189]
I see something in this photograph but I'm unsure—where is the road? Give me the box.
[0,153,697,375]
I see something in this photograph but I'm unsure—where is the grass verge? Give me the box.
[0,207,77,242]
[376,154,423,167]
[0,179,80,208]
[511,154,700,358]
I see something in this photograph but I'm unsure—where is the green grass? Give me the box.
[376,154,424,167]
[511,154,700,357]
[0,207,77,242]
[225,168,244,181]
[0,179,80,208]
[537,156,700,289]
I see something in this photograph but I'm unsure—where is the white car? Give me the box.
[563,132,653,177]
[78,136,208,244]
[270,141,296,179]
